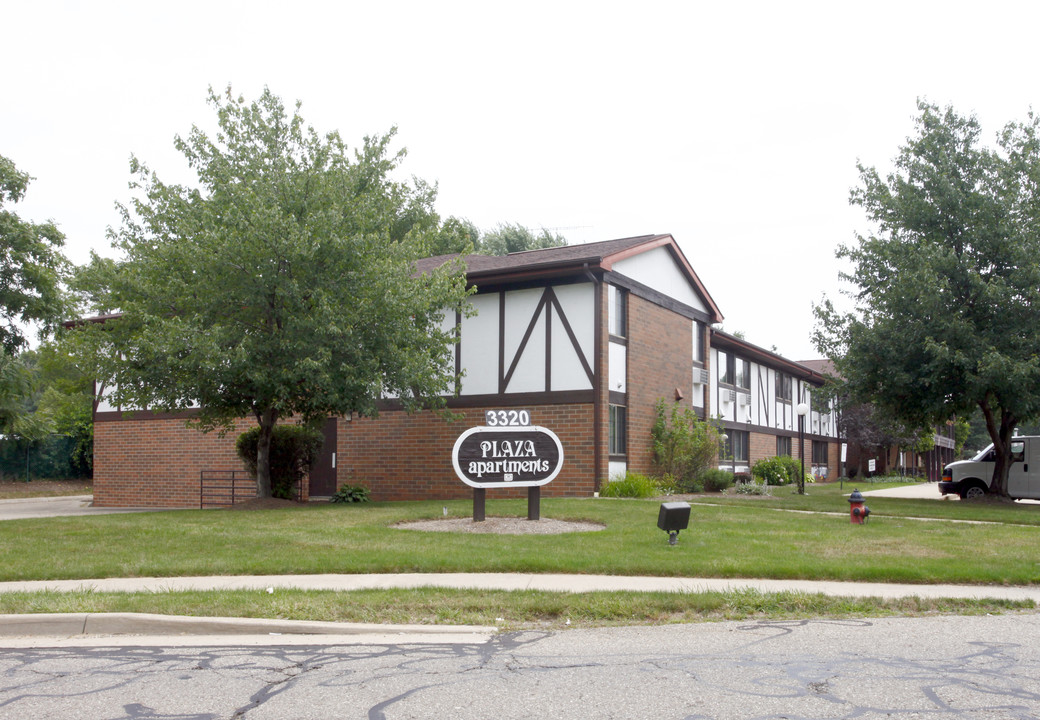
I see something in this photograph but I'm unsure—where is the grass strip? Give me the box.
[3,497,1040,585]
[0,588,1031,631]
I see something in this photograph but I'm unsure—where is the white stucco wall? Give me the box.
[612,246,706,312]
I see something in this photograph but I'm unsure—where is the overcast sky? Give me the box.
[6,1,1039,360]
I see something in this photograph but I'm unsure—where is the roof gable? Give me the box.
[417,234,722,322]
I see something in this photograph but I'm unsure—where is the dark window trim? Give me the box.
[608,403,627,456]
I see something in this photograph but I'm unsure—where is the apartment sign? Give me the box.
[452,421,564,489]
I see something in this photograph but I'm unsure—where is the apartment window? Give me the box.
[723,429,749,464]
[776,436,792,457]
[609,405,627,456]
[776,372,792,402]
[717,350,731,384]
[719,352,749,390]
[693,321,705,364]
[812,440,829,464]
[608,285,626,337]
[735,358,750,390]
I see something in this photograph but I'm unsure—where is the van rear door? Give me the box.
[1008,438,1040,500]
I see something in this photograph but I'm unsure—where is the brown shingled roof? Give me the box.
[416,233,723,323]
[711,328,828,384]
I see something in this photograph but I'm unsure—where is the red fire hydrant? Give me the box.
[848,489,871,524]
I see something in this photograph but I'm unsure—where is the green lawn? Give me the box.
[0,587,1027,630]
[2,493,1039,585]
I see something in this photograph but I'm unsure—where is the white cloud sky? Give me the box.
[5,0,1039,359]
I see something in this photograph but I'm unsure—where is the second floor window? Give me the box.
[719,352,749,390]
[776,372,792,402]
[718,351,730,384]
[608,285,626,337]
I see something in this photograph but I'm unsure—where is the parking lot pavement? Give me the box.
[856,483,954,499]
[0,496,179,521]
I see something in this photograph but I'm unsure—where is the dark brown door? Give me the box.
[308,418,338,497]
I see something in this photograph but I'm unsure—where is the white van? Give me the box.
[939,436,1040,500]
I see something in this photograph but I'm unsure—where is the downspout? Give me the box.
[586,262,604,494]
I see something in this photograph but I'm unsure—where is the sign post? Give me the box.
[452,410,564,521]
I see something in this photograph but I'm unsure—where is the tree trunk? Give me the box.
[980,397,1014,497]
[255,408,278,498]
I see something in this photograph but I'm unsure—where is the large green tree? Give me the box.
[425,219,567,257]
[0,155,68,353]
[70,87,472,497]
[815,101,1040,496]
[478,222,566,255]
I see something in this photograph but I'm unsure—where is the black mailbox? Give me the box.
[658,501,691,545]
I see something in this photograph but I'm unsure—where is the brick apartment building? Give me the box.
[91,234,841,506]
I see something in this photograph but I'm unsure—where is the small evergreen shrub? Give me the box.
[236,424,324,499]
[601,471,661,498]
[330,484,371,503]
[697,468,734,493]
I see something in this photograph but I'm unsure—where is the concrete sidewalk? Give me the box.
[1,572,1038,646]
[0,495,180,520]
[3,572,1040,602]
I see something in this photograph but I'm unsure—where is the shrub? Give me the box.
[735,481,771,496]
[655,474,682,496]
[780,456,804,483]
[751,455,803,486]
[651,400,721,489]
[236,424,324,499]
[697,468,734,492]
[330,484,370,503]
[600,471,661,498]
[751,456,790,485]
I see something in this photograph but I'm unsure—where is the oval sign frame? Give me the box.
[452,425,564,489]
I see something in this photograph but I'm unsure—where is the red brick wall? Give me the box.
[624,293,693,475]
[750,431,778,467]
[745,431,839,481]
[336,403,596,501]
[94,416,254,507]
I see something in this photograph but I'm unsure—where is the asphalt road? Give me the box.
[1,613,1038,719]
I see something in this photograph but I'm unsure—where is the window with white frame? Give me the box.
[719,352,749,390]
[723,430,749,464]
[608,285,626,338]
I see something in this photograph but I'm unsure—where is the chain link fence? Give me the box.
[0,435,92,481]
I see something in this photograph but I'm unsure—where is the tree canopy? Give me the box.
[0,155,68,353]
[815,101,1040,495]
[69,87,472,496]
[426,219,567,257]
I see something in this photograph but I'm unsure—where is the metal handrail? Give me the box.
[199,470,253,509]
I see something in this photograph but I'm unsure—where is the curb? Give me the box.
[0,612,497,643]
